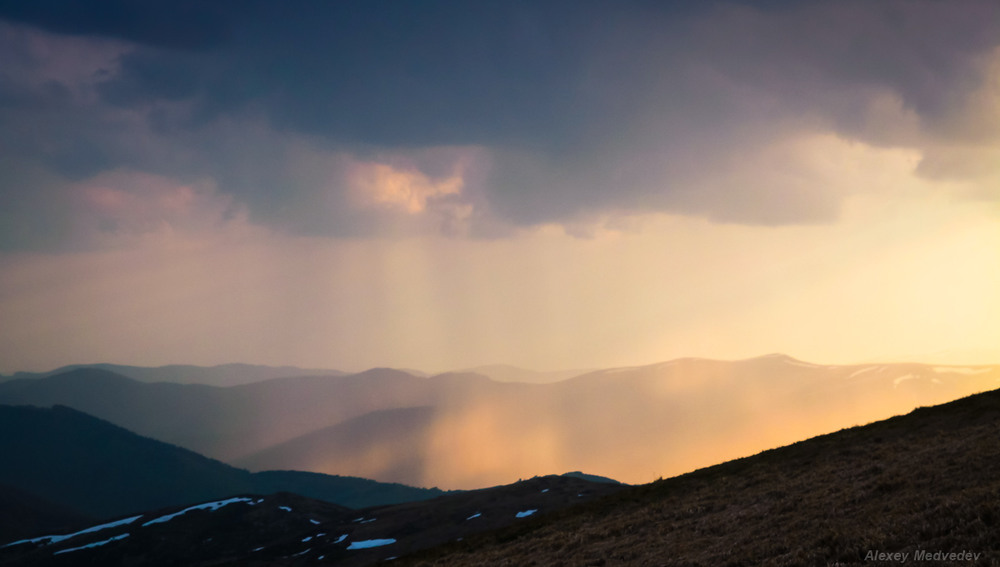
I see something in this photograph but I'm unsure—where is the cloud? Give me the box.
[0,0,232,50]
[1,1,999,251]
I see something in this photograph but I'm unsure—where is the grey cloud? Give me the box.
[0,0,233,50]
[1,0,999,250]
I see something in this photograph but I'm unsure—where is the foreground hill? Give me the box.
[401,387,1000,566]
[0,484,94,542]
[0,476,624,566]
[0,405,444,519]
[2,356,997,489]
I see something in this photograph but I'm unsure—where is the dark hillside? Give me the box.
[401,388,1000,566]
[0,404,252,519]
[0,404,445,520]
[0,476,624,566]
[0,484,94,542]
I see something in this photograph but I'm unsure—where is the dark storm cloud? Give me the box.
[93,1,619,147]
[1,0,998,249]
[0,0,233,50]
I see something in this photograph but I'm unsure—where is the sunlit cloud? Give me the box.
[349,162,463,214]
[66,169,253,248]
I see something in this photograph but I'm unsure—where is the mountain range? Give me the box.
[1,355,996,489]
[3,384,999,565]
[0,363,347,387]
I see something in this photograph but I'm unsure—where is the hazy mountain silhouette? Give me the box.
[235,406,439,486]
[2,356,997,489]
[452,364,591,383]
[0,404,444,520]
[0,363,346,387]
[0,367,433,462]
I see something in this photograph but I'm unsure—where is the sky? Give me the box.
[1,0,998,374]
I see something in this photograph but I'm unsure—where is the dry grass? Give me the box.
[398,389,1000,566]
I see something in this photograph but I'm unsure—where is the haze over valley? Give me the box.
[3,356,997,489]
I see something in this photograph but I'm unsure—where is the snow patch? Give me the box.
[783,359,820,368]
[292,547,311,557]
[252,547,264,552]
[279,506,292,512]
[143,497,252,526]
[347,538,396,550]
[465,513,482,521]
[893,374,918,387]
[53,533,130,555]
[541,488,549,493]
[334,534,348,544]
[847,366,878,379]
[309,519,321,525]
[932,366,992,375]
[515,509,537,518]
[302,536,313,543]
[3,515,143,548]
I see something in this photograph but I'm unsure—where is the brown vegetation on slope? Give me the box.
[399,388,1000,566]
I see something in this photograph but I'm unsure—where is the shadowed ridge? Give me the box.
[234,406,439,485]
[0,404,459,521]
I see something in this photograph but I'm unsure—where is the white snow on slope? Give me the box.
[847,366,878,379]
[515,510,537,518]
[893,374,918,387]
[783,359,820,368]
[279,506,292,512]
[2,515,143,548]
[933,367,992,375]
[143,497,252,526]
[466,513,482,520]
[347,538,396,550]
[53,533,130,555]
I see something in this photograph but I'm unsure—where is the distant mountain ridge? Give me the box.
[1,355,997,489]
[0,363,347,387]
[453,364,593,383]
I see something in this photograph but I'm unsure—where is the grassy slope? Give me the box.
[400,388,1000,566]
